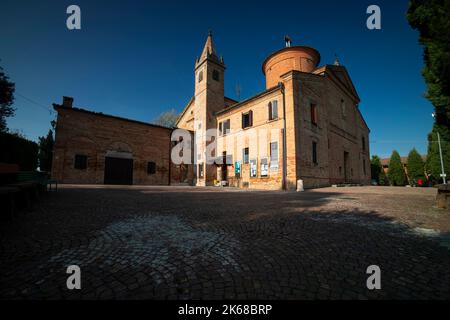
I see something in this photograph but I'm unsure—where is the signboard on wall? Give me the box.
[250,159,257,177]
[235,161,241,178]
[260,158,268,177]
[270,160,278,172]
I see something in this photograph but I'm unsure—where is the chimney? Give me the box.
[62,96,73,108]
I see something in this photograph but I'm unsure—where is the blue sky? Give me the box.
[1,0,433,158]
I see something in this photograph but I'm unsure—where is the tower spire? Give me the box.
[196,30,223,67]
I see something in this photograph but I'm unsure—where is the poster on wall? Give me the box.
[235,161,241,178]
[250,159,257,177]
[270,160,278,172]
[260,158,268,177]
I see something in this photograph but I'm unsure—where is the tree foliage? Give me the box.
[0,131,38,170]
[407,0,450,184]
[0,65,16,132]
[370,155,382,184]
[425,124,450,183]
[38,129,54,172]
[407,0,450,125]
[152,109,179,127]
[379,169,388,186]
[388,150,407,186]
[406,148,425,183]
[371,155,388,186]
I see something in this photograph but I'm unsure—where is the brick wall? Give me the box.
[216,89,285,190]
[52,106,192,185]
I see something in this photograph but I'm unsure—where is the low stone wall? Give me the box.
[436,184,450,209]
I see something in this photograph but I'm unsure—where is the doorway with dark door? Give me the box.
[104,157,133,185]
[343,151,349,183]
[221,152,228,181]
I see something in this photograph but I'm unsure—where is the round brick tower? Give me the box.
[262,46,321,89]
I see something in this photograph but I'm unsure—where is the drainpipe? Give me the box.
[280,82,287,191]
[168,129,172,186]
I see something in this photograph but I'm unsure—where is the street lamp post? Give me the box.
[432,112,447,184]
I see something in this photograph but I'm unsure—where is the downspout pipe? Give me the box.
[280,82,287,191]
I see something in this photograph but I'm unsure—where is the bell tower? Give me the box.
[193,31,225,186]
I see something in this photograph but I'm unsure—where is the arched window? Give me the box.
[341,99,346,118]
[198,71,203,82]
[213,70,220,81]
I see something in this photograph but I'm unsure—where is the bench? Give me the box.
[0,186,20,220]
[47,179,58,192]
[0,169,54,219]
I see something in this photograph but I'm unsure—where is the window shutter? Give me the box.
[268,102,272,120]
[219,122,223,135]
[273,100,278,119]
[242,114,245,129]
[249,110,253,126]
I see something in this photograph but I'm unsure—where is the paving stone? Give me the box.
[0,185,449,299]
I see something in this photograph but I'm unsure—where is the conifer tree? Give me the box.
[406,148,425,184]
[388,150,407,186]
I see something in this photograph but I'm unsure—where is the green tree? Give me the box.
[0,65,16,132]
[406,148,426,184]
[407,0,450,184]
[425,125,450,183]
[407,0,450,125]
[388,150,407,186]
[152,109,179,127]
[0,131,38,170]
[370,155,382,184]
[38,129,54,172]
[379,169,388,186]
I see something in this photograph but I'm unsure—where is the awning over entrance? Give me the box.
[212,154,233,166]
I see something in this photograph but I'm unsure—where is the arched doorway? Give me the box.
[104,143,134,185]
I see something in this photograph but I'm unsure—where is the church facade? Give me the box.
[52,33,370,190]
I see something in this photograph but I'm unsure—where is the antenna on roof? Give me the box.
[235,82,241,100]
[284,35,292,47]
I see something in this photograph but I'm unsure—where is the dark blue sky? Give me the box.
[1,0,433,158]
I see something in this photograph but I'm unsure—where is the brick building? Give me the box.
[52,97,193,186]
[52,32,370,189]
[177,33,370,189]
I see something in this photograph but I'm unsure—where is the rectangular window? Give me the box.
[147,161,156,175]
[312,141,318,165]
[270,142,278,171]
[243,147,249,164]
[222,119,230,135]
[74,154,87,170]
[242,110,253,129]
[363,159,366,175]
[269,100,278,120]
[362,136,366,151]
[219,122,223,136]
[310,103,317,125]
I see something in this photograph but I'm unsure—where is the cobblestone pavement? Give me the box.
[1,185,450,300]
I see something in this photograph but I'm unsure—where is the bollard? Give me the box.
[436,184,450,209]
[297,179,304,192]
